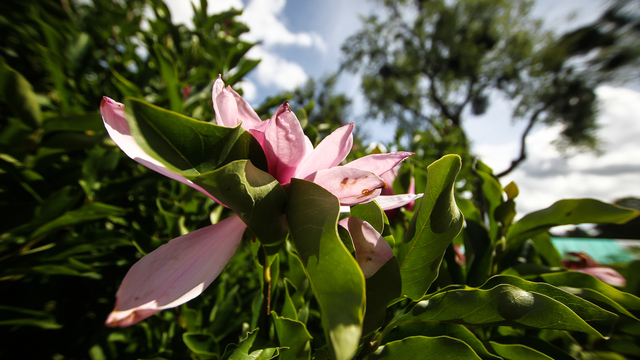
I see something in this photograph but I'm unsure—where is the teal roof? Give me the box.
[551,237,640,264]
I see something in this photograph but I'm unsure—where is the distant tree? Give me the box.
[553,0,640,83]
[341,0,604,177]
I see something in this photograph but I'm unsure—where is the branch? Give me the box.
[407,106,436,128]
[428,79,457,124]
[456,77,477,120]
[496,106,547,177]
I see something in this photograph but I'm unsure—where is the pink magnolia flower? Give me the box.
[99,77,420,327]
[338,217,394,278]
[212,77,419,207]
[562,252,626,287]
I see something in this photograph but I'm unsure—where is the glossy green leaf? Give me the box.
[490,336,578,360]
[482,275,618,337]
[272,313,313,360]
[282,279,298,321]
[220,329,279,360]
[394,284,606,337]
[507,199,640,248]
[476,169,503,241]
[370,336,482,360]
[383,322,500,360]
[363,257,402,336]
[286,179,365,360]
[486,342,553,360]
[541,271,640,312]
[0,61,42,128]
[350,201,384,233]
[530,233,563,267]
[188,160,287,244]
[455,196,482,223]
[153,44,182,113]
[183,333,218,355]
[397,154,464,300]
[124,97,267,175]
[464,220,493,287]
[0,305,62,330]
[43,113,104,134]
[31,202,127,238]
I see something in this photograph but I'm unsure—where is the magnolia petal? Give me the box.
[100,97,217,201]
[227,86,263,130]
[248,120,269,147]
[344,152,414,176]
[375,194,424,210]
[576,268,627,287]
[262,103,312,184]
[105,215,247,327]
[380,167,398,195]
[346,217,393,278]
[304,167,385,206]
[212,77,239,127]
[295,123,354,179]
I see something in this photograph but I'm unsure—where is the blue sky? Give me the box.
[163,0,640,222]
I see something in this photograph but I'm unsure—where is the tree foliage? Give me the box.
[2,0,640,360]
[341,0,605,176]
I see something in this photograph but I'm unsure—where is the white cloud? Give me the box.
[247,47,307,91]
[207,0,244,15]
[475,86,640,218]
[235,79,257,102]
[241,0,327,52]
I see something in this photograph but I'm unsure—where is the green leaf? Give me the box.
[220,329,279,360]
[464,220,493,287]
[476,169,503,241]
[286,179,365,360]
[530,233,563,267]
[282,279,298,321]
[370,336,482,360]
[393,284,606,338]
[0,305,62,330]
[486,342,553,360]
[183,333,218,355]
[541,271,640,312]
[0,61,42,128]
[383,322,500,360]
[124,97,267,175]
[188,160,288,245]
[153,44,182,113]
[507,199,640,248]
[455,196,482,223]
[488,336,575,360]
[397,155,464,300]
[42,112,104,134]
[482,275,618,337]
[350,201,384,233]
[363,257,402,336]
[31,202,127,238]
[227,58,261,86]
[272,313,313,360]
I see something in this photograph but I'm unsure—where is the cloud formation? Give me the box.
[476,86,640,218]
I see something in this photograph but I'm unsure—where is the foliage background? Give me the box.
[1,0,640,359]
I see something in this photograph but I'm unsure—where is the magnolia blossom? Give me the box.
[99,77,421,327]
[212,77,419,207]
[562,252,626,287]
[338,217,394,278]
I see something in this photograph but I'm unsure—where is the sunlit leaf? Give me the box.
[286,179,365,360]
[397,155,464,300]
